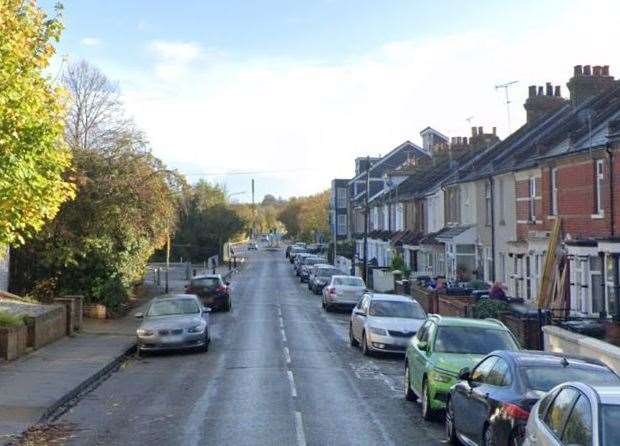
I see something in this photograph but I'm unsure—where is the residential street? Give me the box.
[54,249,443,445]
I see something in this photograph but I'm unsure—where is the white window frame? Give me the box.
[337,214,347,236]
[595,159,605,216]
[528,177,536,222]
[551,168,558,216]
[485,182,492,226]
[337,187,347,209]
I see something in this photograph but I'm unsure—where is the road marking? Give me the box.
[281,328,287,343]
[294,411,307,446]
[283,346,291,364]
[278,316,284,329]
[277,307,282,317]
[287,370,297,397]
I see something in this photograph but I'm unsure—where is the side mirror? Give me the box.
[458,367,471,381]
[417,341,428,351]
[134,312,144,319]
[353,308,366,316]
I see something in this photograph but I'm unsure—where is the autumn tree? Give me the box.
[0,1,75,246]
[277,190,330,242]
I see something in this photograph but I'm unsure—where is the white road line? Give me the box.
[283,346,291,364]
[278,317,284,329]
[281,328,287,343]
[277,308,282,317]
[287,370,298,397]
[294,411,307,446]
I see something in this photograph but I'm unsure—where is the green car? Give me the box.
[404,315,520,420]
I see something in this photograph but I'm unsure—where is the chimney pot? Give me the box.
[478,126,483,135]
[603,65,610,76]
[546,82,553,95]
[554,85,561,96]
[471,126,477,137]
[574,65,583,76]
[593,65,602,76]
[537,86,544,96]
[492,127,497,135]
[584,65,592,76]
[528,85,537,98]
[463,137,468,145]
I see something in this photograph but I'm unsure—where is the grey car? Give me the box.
[135,294,210,353]
[524,382,620,446]
[321,275,366,308]
[349,293,426,355]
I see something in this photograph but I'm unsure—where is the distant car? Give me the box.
[446,351,620,446]
[248,242,258,250]
[299,257,327,282]
[295,254,324,276]
[185,274,231,311]
[135,294,210,353]
[524,382,620,446]
[322,275,366,309]
[308,265,338,293]
[289,246,307,263]
[349,293,426,355]
[404,315,521,420]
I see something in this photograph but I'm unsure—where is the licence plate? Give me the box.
[161,335,183,344]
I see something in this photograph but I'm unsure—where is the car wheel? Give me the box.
[225,298,232,312]
[361,332,372,356]
[349,324,359,346]
[404,364,415,401]
[421,379,435,421]
[445,397,459,444]
[201,333,210,352]
[324,302,332,312]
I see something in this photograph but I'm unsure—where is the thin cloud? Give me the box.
[148,40,203,81]
[80,37,102,47]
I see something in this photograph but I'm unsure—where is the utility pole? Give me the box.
[363,156,370,283]
[251,178,256,239]
[165,231,170,294]
[495,81,518,134]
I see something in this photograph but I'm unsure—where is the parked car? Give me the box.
[404,315,520,420]
[286,243,305,259]
[295,254,325,277]
[289,246,307,263]
[524,382,620,446]
[293,252,312,271]
[322,275,366,308]
[446,351,620,446]
[185,274,231,311]
[135,294,210,353]
[349,293,426,355]
[248,242,258,250]
[308,264,337,293]
[300,256,327,282]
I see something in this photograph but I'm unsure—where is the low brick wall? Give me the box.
[437,295,473,317]
[23,305,66,350]
[543,325,620,373]
[0,324,28,360]
[412,285,438,314]
[499,312,543,350]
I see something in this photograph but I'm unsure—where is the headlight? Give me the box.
[137,328,154,336]
[187,322,206,333]
[432,369,454,383]
[369,327,388,336]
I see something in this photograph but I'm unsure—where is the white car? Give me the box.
[322,275,366,310]
[524,382,620,446]
[349,293,426,355]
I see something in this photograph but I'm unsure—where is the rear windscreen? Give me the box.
[191,278,220,289]
[333,277,364,287]
[522,366,620,392]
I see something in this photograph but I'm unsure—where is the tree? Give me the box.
[278,191,330,242]
[0,1,75,246]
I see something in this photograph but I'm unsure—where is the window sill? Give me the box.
[547,215,556,220]
[591,213,605,220]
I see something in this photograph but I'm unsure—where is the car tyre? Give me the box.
[349,324,359,347]
[225,298,232,312]
[361,332,372,356]
[404,364,415,401]
[421,379,435,421]
[200,333,210,353]
[445,397,459,444]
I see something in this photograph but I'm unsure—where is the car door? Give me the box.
[351,295,369,341]
[560,392,593,446]
[454,356,498,438]
[409,321,434,396]
[538,387,579,446]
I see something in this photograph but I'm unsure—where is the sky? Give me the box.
[40,0,620,203]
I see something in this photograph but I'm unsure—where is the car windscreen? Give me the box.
[305,258,323,265]
[433,326,519,354]
[522,366,620,392]
[191,277,220,289]
[333,277,365,287]
[318,269,340,278]
[147,299,200,316]
[602,404,620,445]
[368,300,425,319]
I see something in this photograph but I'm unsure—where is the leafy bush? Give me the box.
[390,254,411,278]
[473,299,511,319]
[0,312,24,328]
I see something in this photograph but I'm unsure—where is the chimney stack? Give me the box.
[492,127,497,135]
[478,126,483,135]
[524,83,567,124]
[471,127,477,137]
[567,64,615,106]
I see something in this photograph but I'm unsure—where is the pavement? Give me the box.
[35,248,445,446]
[0,262,239,445]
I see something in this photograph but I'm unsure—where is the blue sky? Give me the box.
[41,0,620,202]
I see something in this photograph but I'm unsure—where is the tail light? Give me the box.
[216,285,227,293]
[503,403,530,420]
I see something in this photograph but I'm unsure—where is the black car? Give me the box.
[185,274,231,311]
[445,350,620,446]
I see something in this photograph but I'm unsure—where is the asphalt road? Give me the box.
[57,249,445,445]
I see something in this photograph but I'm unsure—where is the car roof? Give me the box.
[332,274,362,279]
[496,350,609,369]
[558,382,620,405]
[152,294,199,301]
[192,274,222,280]
[369,293,416,303]
[427,314,508,329]
[315,264,335,269]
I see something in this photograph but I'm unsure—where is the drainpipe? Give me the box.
[489,177,496,282]
[606,142,615,237]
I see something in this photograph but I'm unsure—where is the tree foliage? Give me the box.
[0,1,75,246]
[278,190,330,242]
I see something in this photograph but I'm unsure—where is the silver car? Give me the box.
[349,293,426,355]
[135,294,210,353]
[322,275,366,309]
[524,382,620,446]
